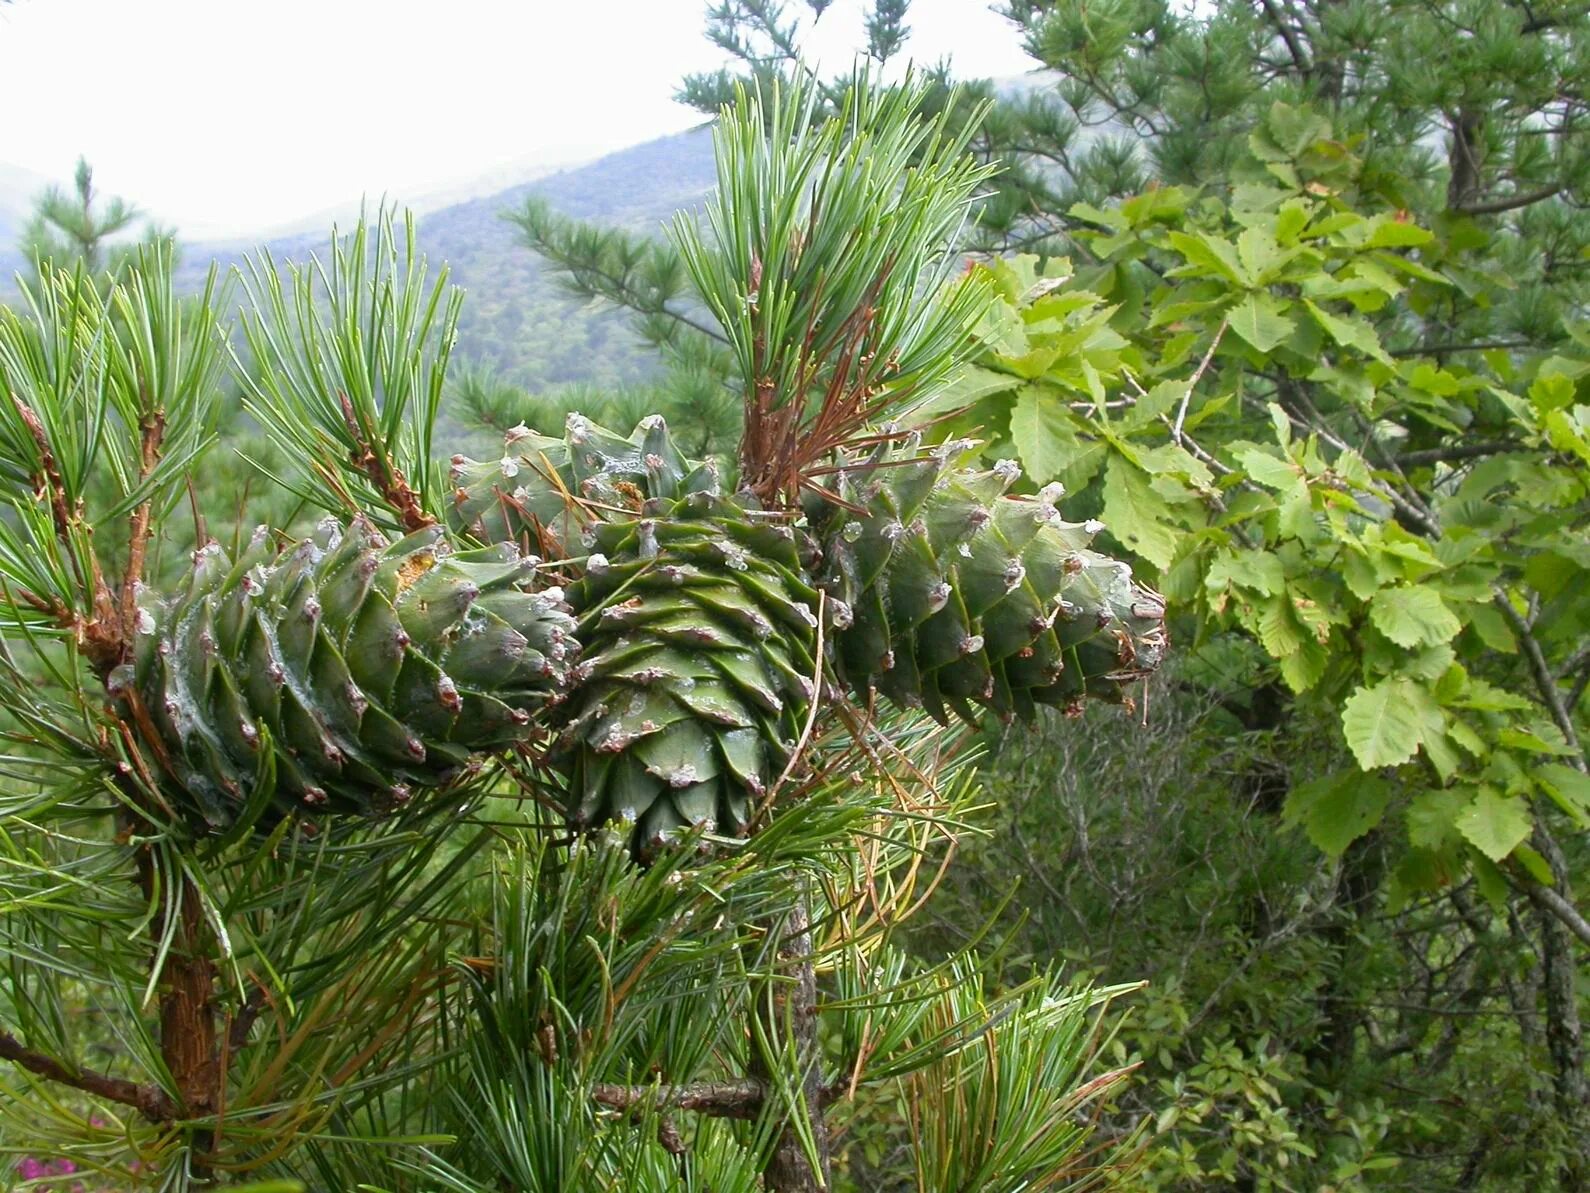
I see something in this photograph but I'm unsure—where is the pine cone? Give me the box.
[806,436,1167,722]
[130,517,576,829]
[450,415,1168,856]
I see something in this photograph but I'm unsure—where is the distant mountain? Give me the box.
[159,125,719,394]
[416,124,719,390]
[0,128,716,391]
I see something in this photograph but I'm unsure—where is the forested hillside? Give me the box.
[185,128,716,390]
[2,128,716,389]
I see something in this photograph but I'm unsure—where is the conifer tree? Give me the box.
[20,157,175,288]
[0,80,1163,1190]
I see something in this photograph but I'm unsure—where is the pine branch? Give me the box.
[674,75,996,504]
[0,1031,175,1121]
[339,393,435,533]
[11,394,119,670]
[120,410,166,642]
[592,1079,768,1118]
[1451,183,1563,216]
[1397,441,1520,466]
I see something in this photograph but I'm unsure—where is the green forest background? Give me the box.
[3,0,1588,1189]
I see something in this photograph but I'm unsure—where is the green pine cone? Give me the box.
[807,437,1167,723]
[451,413,1168,856]
[454,414,816,856]
[559,489,817,858]
[129,517,577,830]
[448,417,721,559]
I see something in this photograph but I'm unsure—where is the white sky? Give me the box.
[0,0,1036,239]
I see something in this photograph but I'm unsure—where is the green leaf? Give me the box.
[1207,550,1286,597]
[1364,217,1433,248]
[1513,844,1555,886]
[1101,456,1180,570]
[1453,677,1531,712]
[1167,229,1247,284]
[1009,386,1078,482]
[1278,638,1328,692]
[1368,587,1461,648]
[1471,851,1509,909]
[1455,787,1532,862]
[1406,789,1469,850]
[916,364,1022,418]
[1255,594,1306,658]
[1284,772,1391,857]
[1465,602,1516,652]
[1499,727,1577,756]
[1226,292,1295,353]
[1341,678,1438,769]
[1537,763,1590,827]
[1303,299,1389,363]
[1235,446,1302,490]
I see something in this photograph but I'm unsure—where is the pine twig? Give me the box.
[0,1030,175,1121]
[592,1080,767,1119]
[12,394,120,671]
[120,411,166,641]
[339,393,435,533]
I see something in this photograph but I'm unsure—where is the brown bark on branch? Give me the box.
[592,1079,768,1118]
[339,393,436,533]
[119,411,165,644]
[0,1030,175,1121]
[12,395,120,672]
[1452,183,1563,216]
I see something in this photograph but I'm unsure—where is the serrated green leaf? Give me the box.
[1235,446,1302,490]
[1207,550,1286,597]
[1455,787,1532,861]
[1471,851,1509,909]
[1406,789,1469,850]
[1284,771,1390,857]
[1465,602,1516,652]
[1279,638,1328,692]
[916,363,1023,418]
[1513,844,1555,886]
[1365,217,1433,248]
[1227,292,1296,352]
[1101,456,1180,570]
[1499,727,1576,756]
[1256,594,1306,658]
[1341,678,1438,769]
[1341,550,1384,601]
[1454,677,1532,712]
[1009,386,1079,482]
[1537,763,1590,827]
[1368,587,1461,648]
[1304,298,1390,362]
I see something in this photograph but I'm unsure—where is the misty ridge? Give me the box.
[0,125,722,396]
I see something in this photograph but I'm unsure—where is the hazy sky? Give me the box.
[0,0,1035,239]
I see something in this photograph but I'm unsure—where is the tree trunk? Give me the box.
[1532,826,1588,1188]
[1446,108,1486,212]
[139,849,220,1179]
[750,893,831,1192]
